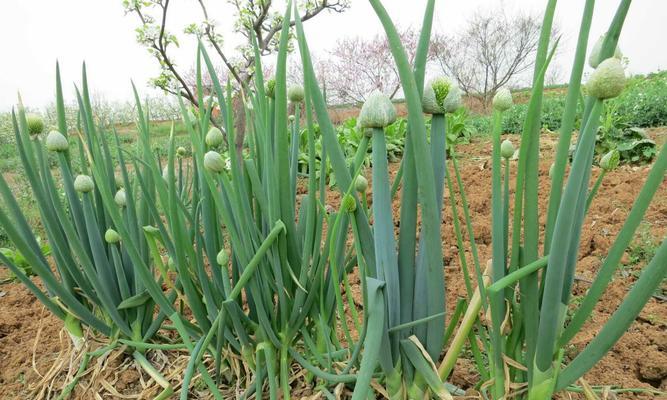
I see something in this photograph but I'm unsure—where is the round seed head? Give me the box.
[287,85,305,103]
[204,151,225,173]
[114,189,127,208]
[205,127,224,148]
[176,146,187,157]
[354,175,368,192]
[45,130,68,152]
[589,34,623,69]
[501,139,515,159]
[600,149,620,171]
[288,115,295,123]
[341,194,357,213]
[586,58,626,100]
[216,249,230,266]
[358,90,396,129]
[74,175,94,193]
[26,114,45,136]
[265,78,276,99]
[105,229,121,244]
[493,88,513,112]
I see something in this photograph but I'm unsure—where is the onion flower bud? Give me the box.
[422,77,452,114]
[204,151,225,173]
[26,114,44,136]
[74,175,94,193]
[216,249,230,266]
[105,229,121,244]
[600,149,620,171]
[183,109,197,126]
[45,130,68,152]
[265,79,276,99]
[589,34,623,69]
[176,146,187,157]
[355,175,368,192]
[359,90,396,129]
[587,58,626,100]
[341,194,357,213]
[287,85,305,103]
[114,189,127,208]
[501,139,515,159]
[493,88,513,112]
[205,127,224,148]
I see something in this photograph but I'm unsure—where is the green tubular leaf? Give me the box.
[487,257,549,295]
[443,299,466,347]
[489,110,506,398]
[413,112,447,345]
[181,220,285,395]
[509,18,559,379]
[545,0,596,250]
[535,100,603,373]
[371,127,400,360]
[55,62,68,138]
[584,171,606,212]
[413,0,436,91]
[351,278,385,400]
[273,0,300,278]
[450,153,485,305]
[117,291,152,310]
[397,0,435,348]
[401,337,452,400]
[556,237,667,390]
[369,0,445,359]
[445,170,474,299]
[560,141,667,345]
[292,5,376,273]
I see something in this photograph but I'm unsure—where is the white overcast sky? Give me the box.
[1,0,665,111]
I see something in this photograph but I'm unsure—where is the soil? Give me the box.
[1,129,665,399]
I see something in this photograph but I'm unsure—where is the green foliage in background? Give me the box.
[613,70,667,127]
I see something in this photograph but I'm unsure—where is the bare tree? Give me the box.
[324,28,419,105]
[122,0,348,151]
[430,9,551,107]
[123,0,349,104]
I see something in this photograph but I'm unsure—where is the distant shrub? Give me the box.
[610,70,667,127]
[501,95,580,134]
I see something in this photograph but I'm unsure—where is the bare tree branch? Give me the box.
[430,8,557,108]
[320,28,420,105]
